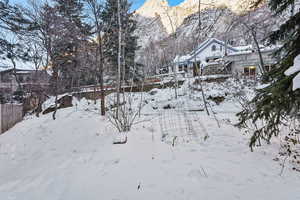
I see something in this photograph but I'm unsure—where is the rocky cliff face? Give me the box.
[135,0,252,34]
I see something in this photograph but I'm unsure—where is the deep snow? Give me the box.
[0,83,300,200]
[285,54,300,91]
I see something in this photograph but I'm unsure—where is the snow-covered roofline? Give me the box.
[189,38,239,57]
[171,38,282,65]
[0,66,36,73]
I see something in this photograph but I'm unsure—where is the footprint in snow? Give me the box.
[187,169,207,181]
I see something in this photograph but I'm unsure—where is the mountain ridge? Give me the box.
[135,0,253,34]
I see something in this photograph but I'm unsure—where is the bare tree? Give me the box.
[229,6,277,75]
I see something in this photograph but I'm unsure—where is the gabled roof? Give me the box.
[172,38,280,66]
[188,38,239,61]
[173,54,192,65]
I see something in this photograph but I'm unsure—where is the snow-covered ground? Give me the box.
[0,81,300,200]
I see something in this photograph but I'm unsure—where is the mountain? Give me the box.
[134,0,279,74]
[135,0,253,34]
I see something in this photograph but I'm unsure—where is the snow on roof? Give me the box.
[0,66,36,73]
[187,38,240,62]
[227,44,280,56]
[234,44,281,53]
[0,59,35,73]
[260,44,282,52]
[172,39,281,65]
[202,61,220,67]
[192,38,238,54]
[234,45,253,51]
[227,50,253,56]
[173,54,192,63]
[0,66,11,72]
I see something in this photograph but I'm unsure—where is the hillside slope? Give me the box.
[0,85,300,199]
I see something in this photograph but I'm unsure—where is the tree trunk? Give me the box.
[98,34,105,116]
[116,0,122,119]
[251,30,265,75]
[52,70,59,120]
[11,58,22,92]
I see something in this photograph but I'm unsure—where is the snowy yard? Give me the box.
[0,84,300,200]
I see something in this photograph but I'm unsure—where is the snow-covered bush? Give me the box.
[284,55,300,91]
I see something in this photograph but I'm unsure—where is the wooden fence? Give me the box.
[0,104,23,134]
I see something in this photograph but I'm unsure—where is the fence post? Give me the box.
[0,104,2,133]
[0,104,23,134]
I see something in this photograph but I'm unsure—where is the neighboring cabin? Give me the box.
[0,67,50,102]
[160,38,279,78]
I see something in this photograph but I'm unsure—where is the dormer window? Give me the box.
[212,45,216,51]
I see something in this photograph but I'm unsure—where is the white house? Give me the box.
[161,38,280,78]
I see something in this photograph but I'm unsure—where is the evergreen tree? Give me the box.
[54,0,89,33]
[101,0,138,80]
[51,0,92,89]
[237,0,300,150]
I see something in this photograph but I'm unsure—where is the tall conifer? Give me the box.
[101,0,138,80]
[237,0,300,149]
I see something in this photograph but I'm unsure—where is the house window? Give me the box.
[220,46,222,51]
[244,66,256,76]
[212,45,216,51]
[19,76,24,83]
[184,65,188,72]
[244,67,249,75]
[26,76,31,82]
[178,65,183,71]
[265,65,272,72]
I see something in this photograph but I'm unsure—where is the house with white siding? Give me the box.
[160,38,279,78]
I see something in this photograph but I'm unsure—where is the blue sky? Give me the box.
[11,0,184,11]
[131,0,184,10]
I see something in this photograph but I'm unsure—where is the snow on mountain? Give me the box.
[136,0,192,34]
[179,0,252,13]
[134,14,168,52]
[136,0,169,18]
[136,0,252,34]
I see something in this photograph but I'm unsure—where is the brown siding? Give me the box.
[0,104,23,134]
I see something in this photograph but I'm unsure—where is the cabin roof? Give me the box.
[187,38,239,61]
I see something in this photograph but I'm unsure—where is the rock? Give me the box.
[42,105,57,115]
[163,104,175,109]
[43,95,73,115]
[149,89,159,95]
[57,95,73,108]
[208,96,225,105]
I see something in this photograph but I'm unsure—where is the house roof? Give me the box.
[173,54,192,64]
[0,59,35,73]
[172,38,281,66]
[187,38,239,61]
[174,38,239,65]
[0,66,11,73]
[0,66,36,74]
